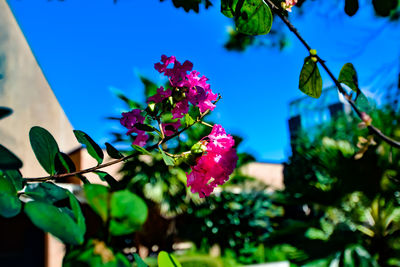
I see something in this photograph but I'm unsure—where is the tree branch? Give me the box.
[263,0,400,148]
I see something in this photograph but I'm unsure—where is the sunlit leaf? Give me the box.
[299,57,322,98]
[158,251,182,267]
[132,144,151,155]
[235,0,273,35]
[84,184,109,222]
[338,63,359,94]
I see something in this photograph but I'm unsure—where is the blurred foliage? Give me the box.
[267,106,400,266]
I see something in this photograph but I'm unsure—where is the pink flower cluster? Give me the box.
[153,55,218,119]
[187,124,238,198]
[120,109,149,147]
[282,0,297,12]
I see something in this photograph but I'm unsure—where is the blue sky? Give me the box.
[8,0,400,162]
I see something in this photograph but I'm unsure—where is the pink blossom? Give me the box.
[132,132,149,147]
[148,86,172,103]
[162,120,181,136]
[120,109,148,147]
[172,100,189,119]
[187,124,238,198]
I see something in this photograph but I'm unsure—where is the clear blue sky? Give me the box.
[8,0,400,162]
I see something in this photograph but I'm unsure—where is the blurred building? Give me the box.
[288,86,350,143]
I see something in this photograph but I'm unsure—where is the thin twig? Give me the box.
[263,0,400,148]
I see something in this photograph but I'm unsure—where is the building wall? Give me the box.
[0,0,80,178]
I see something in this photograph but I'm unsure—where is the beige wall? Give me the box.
[0,0,80,177]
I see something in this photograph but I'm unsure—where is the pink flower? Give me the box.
[162,120,181,136]
[282,0,297,11]
[172,99,189,119]
[132,132,149,147]
[187,125,238,198]
[120,109,148,147]
[148,86,172,103]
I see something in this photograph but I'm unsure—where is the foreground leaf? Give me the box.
[0,176,21,218]
[160,150,175,166]
[54,152,76,174]
[84,184,109,222]
[132,144,151,155]
[109,190,148,236]
[25,182,69,203]
[2,169,23,191]
[299,57,322,98]
[74,130,104,165]
[29,126,59,175]
[25,201,85,245]
[0,144,23,170]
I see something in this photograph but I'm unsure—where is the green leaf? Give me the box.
[110,190,148,236]
[25,201,85,245]
[372,0,398,17]
[134,253,149,267]
[2,169,23,191]
[0,107,12,120]
[344,0,359,16]
[354,91,372,113]
[77,174,91,184]
[67,191,86,235]
[73,130,104,165]
[95,171,119,189]
[25,182,69,203]
[54,152,76,174]
[158,251,182,267]
[134,123,157,132]
[0,176,21,218]
[160,149,175,166]
[221,0,240,18]
[29,126,60,175]
[184,113,195,127]
[299,57,323,98]
[131,144,151,155]
[0,144,23,170]
[235,0,273,35]
[105,142,124,159]
[84,184,109,222]
[140,76,158,98]
[338,63,359,94]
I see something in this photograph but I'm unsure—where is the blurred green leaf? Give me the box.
[299,57,322,98]
[134,123,157,132]
[0,107,12,120]
[74,130,104,165]
[134,253,149,267]
[0,176,21,218]
[132,144,151,155]
[29,126,59,175]
[105,142,124,159]
[25,200,85,245]
[0,144,23,170]
[110,190,148,236]
[161,149,175,166]
[140,76,158,98]
[2,169,23,191]
[158,251,182,267]
[84,184,109,222]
